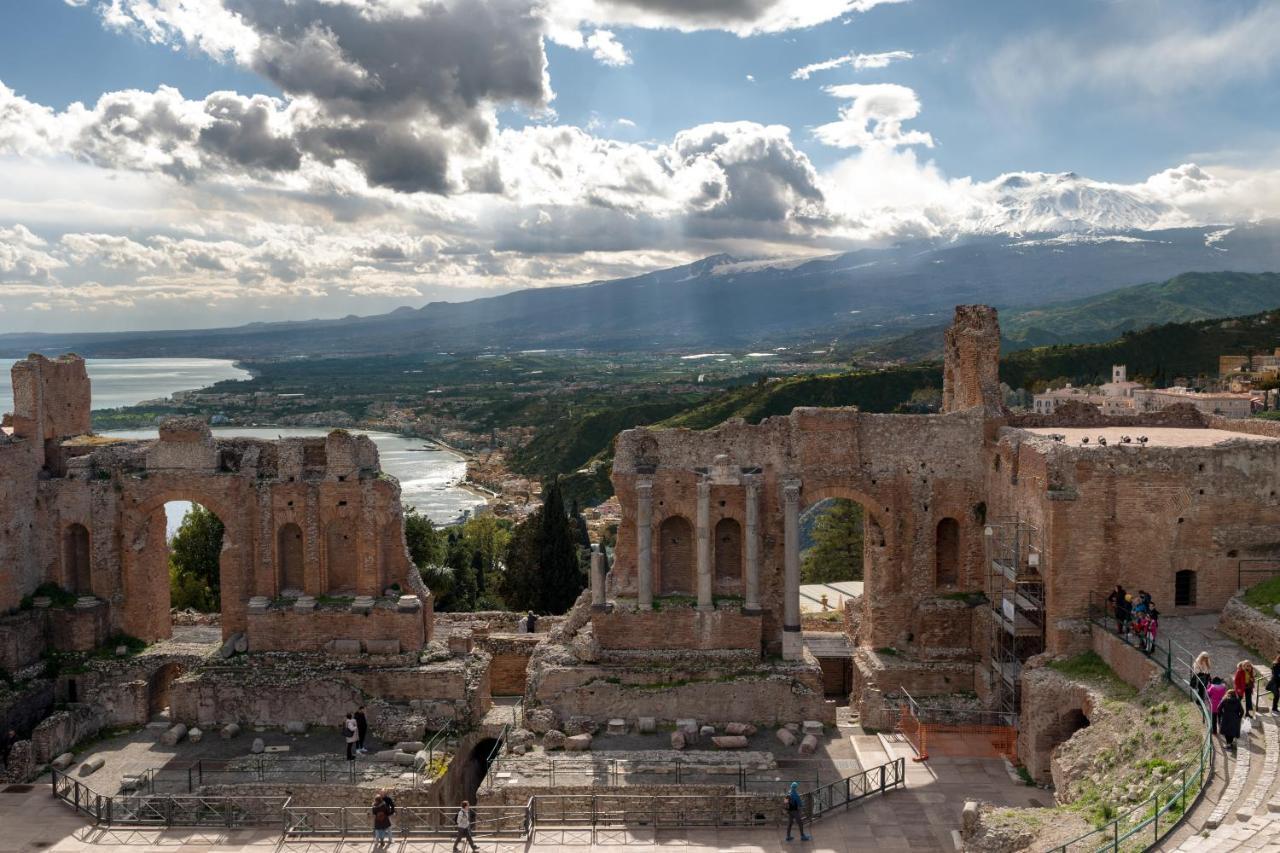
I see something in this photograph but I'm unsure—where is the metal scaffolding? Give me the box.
[984,517,1046,718]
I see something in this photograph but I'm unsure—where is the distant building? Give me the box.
[1032,365,1139,415]
[1032,384,1105,415]
[1132,387,1254,418]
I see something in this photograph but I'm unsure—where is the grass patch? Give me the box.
[1016,765,1036,786]
[1242,575,1280,615]
[876,646,900,656]
[1047,652,1136,698]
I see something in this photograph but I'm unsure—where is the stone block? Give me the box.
[962,801,979,835]
[79,756,105,776]
[120,774,144,792]
[397,595,422,613]
[637,716,656,734]
[413,750,431,770]
[543,730,567,751]
[675,718,698,734]
[365,639,400,655]
[394,741,425,753]
[351,596,375,615]
[51,753,74,770]
[725,722,757,737]
[785,722,800,732]
[114,645,128,657]
[447,633,472,656]
[565,733,593,751]
[221,723,241,740]
[671,730,688,750]
[160,724,188,746]
[219,632,245,659]
[145,722,170,739]
[293,596,317,611]
[188,727,203,744]
[802,721,823,735]
[776,728,797,747]
[32,596,51,609]
[699,725,716,738]
[325,639,362,656]
[798,734,819,756]
[251,738,265,754]
[234,636,248,653]
[284,721,307,735]
[372,749,400,763]
[712,735,749,749]
[526,708,557,734]
[394,751,416,767]
[606,719,627,736]
[565,716,598,736]
[247,596,270,614]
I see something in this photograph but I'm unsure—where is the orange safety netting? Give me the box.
[896,704,1017,761]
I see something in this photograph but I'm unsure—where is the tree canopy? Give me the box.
[168,503,224,611]
[801,499,864,584]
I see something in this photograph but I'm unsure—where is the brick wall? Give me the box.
[1220,595,1280,662]
[246,605,425,653]
[0,610,47,671]
[592,607,761,651]
[1090,625,1160,690]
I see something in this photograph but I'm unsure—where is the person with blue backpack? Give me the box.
[784,781,811,842]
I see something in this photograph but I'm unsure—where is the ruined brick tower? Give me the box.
[942,304,1001,414]
[9,354,91,466]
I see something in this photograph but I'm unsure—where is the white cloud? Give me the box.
[585,29,631,67]
[791,49,912,80]
[812,83,933,149]
[985,1,1280,104]
[548,0,910,37]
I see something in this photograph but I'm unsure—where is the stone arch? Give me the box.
[278,522,305,594]
[935,517,960,587]
[147,661,186,721]
[326,519,357,593]
[714,517,743,587]
[658,515,694,595]
[379,519,405,592]
[64,522,92,595]
[1175,569,1197,607]
[797,485,891,547]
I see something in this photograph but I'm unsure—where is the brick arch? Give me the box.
[797,485,892,550]
[657,514,694,596]
[119,481,248,643]
[278,522,306,593]
[714,517,743,588]
[63,522,92,595]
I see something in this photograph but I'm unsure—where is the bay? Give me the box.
[0,357,251,414]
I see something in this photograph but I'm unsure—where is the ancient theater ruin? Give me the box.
[5,305,1280,844]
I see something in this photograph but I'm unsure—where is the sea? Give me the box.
[0,357,486,532]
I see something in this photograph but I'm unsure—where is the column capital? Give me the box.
[782,479,802,504]
[696,476,712,497]
[636,479,653,498]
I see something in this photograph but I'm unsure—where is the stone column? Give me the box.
[696,477,713,611]
[590,544,607,611]
[636,479,653,610]
[744,474,761,614]
[782,479,803,660]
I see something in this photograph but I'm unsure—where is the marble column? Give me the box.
[696,477,713,610]
[590,544,607,611]
[636,479,653,610]
[782,479,803,660]
[743,474,761,614]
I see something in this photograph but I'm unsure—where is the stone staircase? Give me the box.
[1166,716,1280,851]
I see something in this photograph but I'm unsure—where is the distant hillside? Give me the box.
[3,223,1278,358]
[1001,271,1280,347]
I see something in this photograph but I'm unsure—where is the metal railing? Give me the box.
[283,804,530,838]
[482,753,814,792]
[1044,602,1215,852]
[52,768,289,827]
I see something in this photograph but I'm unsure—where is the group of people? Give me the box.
[1192,652,1280,752]
[343,706,369,760]
[1106,585,1160,653]
[368,794,479,851]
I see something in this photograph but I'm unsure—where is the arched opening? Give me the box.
[935,517,960,587]
[658,516,694,595]
[326,520,357,593]
[278,522,305,594]
[167,501,225,616]
[800,498,865,585]
[1175,569,1197,607]
[462,737,499,802]
[713,518,742,590]
[64,523,91,595]
[147,662,186,723]
[1039,707,1090,760]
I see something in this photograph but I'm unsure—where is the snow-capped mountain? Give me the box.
[967,171,1175,235]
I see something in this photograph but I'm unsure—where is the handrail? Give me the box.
[1045,601,1215,852]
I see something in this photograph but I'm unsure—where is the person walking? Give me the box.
[1120,594,1134,637]
[1235,661,1256,718]
[1220,689,1246,751]
[452,799,479,852]
[784,781,811,842]
[344,713,359,761]
[1144,611,1159,654]
[1207,676,1229,735]
[355,705,369,754]
[371,794,394,848]
[526,610,538,633]
[1268,655,1280,714]
[1192,652,1212,701]
[1107,585,1127,634]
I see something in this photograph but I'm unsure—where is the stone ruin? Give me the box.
[7,302,1280,793]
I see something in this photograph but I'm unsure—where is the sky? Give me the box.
[1,0,1280,332]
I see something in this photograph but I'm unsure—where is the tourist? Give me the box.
[1268,655,1280,714]
[453,799,479,852]
[1121,594,1134,636]
[526,610,538,633]
[1132,613,1149,653]
[379,788,396,815]
[1207,677,1229,734]
[1107,585,1127,634]
[355,705,369,754]
[784,781,811,842]
[0,728,14,772]
[1236,661,1257,718]
[1144,611,1159,654]
[1220,689,1245,751]
[344,713,359,761]
[517,613,528,633]
[1192,652,1212,701]
[371,794,393,848]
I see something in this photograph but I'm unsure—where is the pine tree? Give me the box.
[802,499,864,584]
[439,530,478,611]
[538,479,586,613]
[498,508,542,611]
